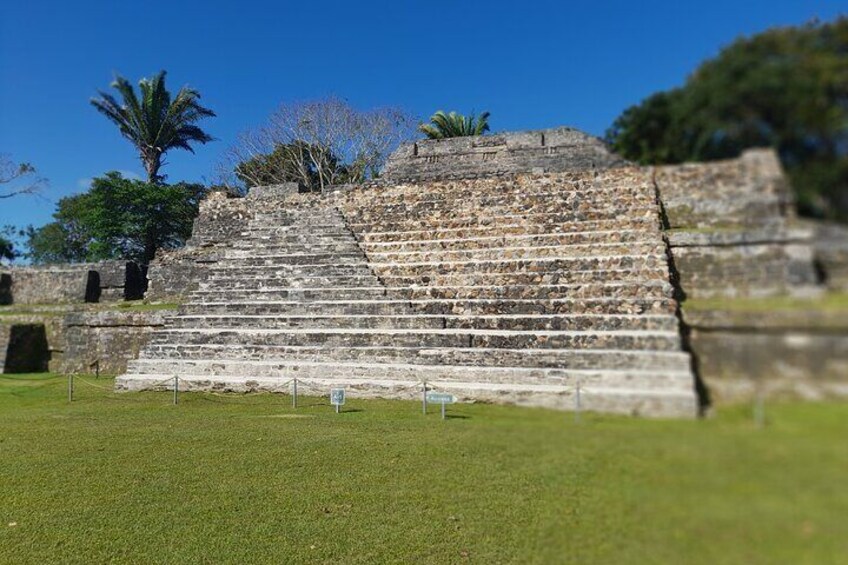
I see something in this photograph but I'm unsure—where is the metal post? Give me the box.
[422,381,428,414]
[441,402,446,420]
[754,382,765,428]
[173,376,179,405]
[292,378,298,409]
[68,374,73,402]
[95,360,100,379]
[335,403,340,414]
[574,381,582,423]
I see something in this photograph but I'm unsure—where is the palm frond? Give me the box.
[418,110,491,139]
[91,71,215,182]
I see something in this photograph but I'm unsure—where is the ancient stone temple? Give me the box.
[118,128,700,416]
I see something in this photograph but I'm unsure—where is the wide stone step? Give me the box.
[228,242,362,254]
[115,372,696,417]
[209,257,372,278]
[239,229,354,240]
[346,208,660,234]
[341,186,654,213]
[357,218,660,243]
[378,267,670,288]
[193,281,673,302]
[365,242,664,263]
[148,328,682,351]
[359,229,658,253]
[180,297,677,316]
[214,252,365,267]
[342,195,656,223]
[124,358,692,390]
[339,176,652,203]
[134,343,693,371]
[165,313,679,332]
[371,254,669,277]
[389,281,673,300]
[199,275,380,289]
[167,314,444,330]
[340,182,653,207]
[192,286,389,301]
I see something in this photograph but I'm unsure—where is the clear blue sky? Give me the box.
[1,0,844,230]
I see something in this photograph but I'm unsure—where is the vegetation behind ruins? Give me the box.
[606,17,848,223]
[25,173,207,264]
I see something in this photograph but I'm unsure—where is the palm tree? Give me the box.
[418,110,491,139]
[91,71,215,183]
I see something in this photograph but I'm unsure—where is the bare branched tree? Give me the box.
[0,155,47,199]
[219,97,417,191]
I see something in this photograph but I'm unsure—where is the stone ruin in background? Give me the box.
[3,127,847,412]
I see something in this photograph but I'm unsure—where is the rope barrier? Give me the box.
[73,377,112,390]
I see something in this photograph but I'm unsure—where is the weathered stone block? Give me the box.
[60,310,167,375]
[685,307,848,401]
[382,127,626,181]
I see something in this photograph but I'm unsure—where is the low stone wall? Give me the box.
[145,191,252,302]
[684,306,848,402]
[60,310,168,375]
[668,231,818,299]
[0,261,144,305]
[382,127,626,182]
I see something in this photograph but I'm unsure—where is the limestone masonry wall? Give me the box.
[684,308,848,401]
[382,127,626,182]
[0,261,144,305]
[60,310,168,375]
[146,191,253,301]
[655,149,819,298]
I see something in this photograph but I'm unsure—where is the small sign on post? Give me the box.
[426,392,455,420]
[330,388,345,413]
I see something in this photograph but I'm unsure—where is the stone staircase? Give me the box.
[118,169,698,417]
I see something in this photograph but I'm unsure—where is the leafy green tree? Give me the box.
[0,226,23,264]
[91,71,215,184]
[27,173,207,264]
[419,111,491,139]
[606,17,848,221]
[24,222,89,264]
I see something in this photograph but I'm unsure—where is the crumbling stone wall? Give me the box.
[60,310,167,374]
[382,127,626,182]
[655,150,819,298]
[0,261,144,305]
[146,191,253,301]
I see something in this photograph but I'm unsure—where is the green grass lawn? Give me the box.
[1,375,846,564]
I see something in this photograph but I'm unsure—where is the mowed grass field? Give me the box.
[1,375,846,564]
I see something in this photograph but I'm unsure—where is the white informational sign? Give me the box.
[425,391,455,419]
[330,388,346,407]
